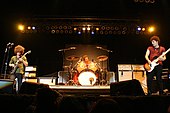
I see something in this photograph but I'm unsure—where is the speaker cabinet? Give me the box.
[38,77,57,85]
[110,79,145,96]
[58,71,69,84]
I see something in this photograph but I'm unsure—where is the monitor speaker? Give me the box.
[110,79,145,96]
[19,81,49,94]
[0,79,14,94]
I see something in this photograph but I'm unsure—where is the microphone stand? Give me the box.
[1,44,13,79]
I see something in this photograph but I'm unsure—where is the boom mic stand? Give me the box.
[1,43,13,79]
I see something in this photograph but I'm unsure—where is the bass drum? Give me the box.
[78,70,97,86]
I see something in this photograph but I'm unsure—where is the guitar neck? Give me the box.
[155,48,170,61]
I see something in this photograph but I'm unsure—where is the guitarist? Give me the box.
[9,45,28,93]
[145,35,166,95]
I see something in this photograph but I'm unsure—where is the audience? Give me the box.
[88,98,123,113]
[25,87,63,113]
[58,96,86,113]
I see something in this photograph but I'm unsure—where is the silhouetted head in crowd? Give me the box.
[58,96,86,113]
[89,98,122,113]
[35,87,63,113]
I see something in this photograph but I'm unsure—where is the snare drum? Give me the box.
[78,70,97,86]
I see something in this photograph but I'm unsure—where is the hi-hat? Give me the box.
[97,55,108,61]
[66,55,79,61]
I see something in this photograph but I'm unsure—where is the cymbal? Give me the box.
[66,55,79,61]
[97,55,108,61]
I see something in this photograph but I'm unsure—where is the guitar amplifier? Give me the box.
[118,64,133,82]
[58,71,69,84]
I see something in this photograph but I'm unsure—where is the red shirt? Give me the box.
[147,46,165,65]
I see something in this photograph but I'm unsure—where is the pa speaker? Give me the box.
[110,79,145,96]
[19,81,49,94]
[0,79,14,94]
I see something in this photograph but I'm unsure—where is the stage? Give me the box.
[49,85,110,96]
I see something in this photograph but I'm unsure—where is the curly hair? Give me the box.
[14,45,25,54]
[150,35,160,44]
[82,55,88,61]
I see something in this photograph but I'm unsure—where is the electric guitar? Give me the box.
[10,50,31,74]
[144,48,170,72]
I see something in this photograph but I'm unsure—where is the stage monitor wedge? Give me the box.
[0,79,14,94]
[110,79,145,96]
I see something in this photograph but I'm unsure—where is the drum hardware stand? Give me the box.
[66,62,77,86]
[99,62,107,86]
[96,47,112,86]
[58,47,77,86]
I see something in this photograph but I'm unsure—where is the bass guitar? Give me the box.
[10,50,31,74]
[144,48,170,72]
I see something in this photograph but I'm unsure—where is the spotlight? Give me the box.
[87,27,90,31]
[32,26,36,30]
[137,27,141,31]
[78,31,81,34]
[91,31,95,35]
[27,26,31,30]
[51,30,55,34]
[96,27,99,31]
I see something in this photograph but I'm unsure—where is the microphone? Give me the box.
[70,47,76,49]
[7,42,14,46]
[58,49,63,51]
[107,50,113,53]
[96,46,102,49]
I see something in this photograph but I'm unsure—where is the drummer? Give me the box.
[73,55,95,84]
[82,55,91,69]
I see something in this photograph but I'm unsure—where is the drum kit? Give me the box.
[64,55,108,86]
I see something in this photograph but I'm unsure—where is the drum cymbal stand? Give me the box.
[66,61,77,86]
[99,61,107,86]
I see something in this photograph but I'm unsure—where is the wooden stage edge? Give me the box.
[49,85,111,96]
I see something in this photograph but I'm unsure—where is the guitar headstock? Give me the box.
[25,50,31,55]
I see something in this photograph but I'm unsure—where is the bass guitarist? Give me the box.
[9,45,28,93]
[144,35,166,95]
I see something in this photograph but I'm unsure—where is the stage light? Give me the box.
[32,26,36,30]
[78,31,81,34]
[91,31,95,35]
[142,27,146,31]
[69,30,73,34]
[56,30,60,34]
[27,26,31,30]
[87,27,90,31]
[74,27,77,31]
[137,27,141,31]
[18,24,24,31]
[148,26,155,33]
[122,31,126,35]
[101,26,105,30]
[59,26,62,29]
[96,28,99,31]
[82,27,86,31]
[63,26,67,29]
[51,30,55,34]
